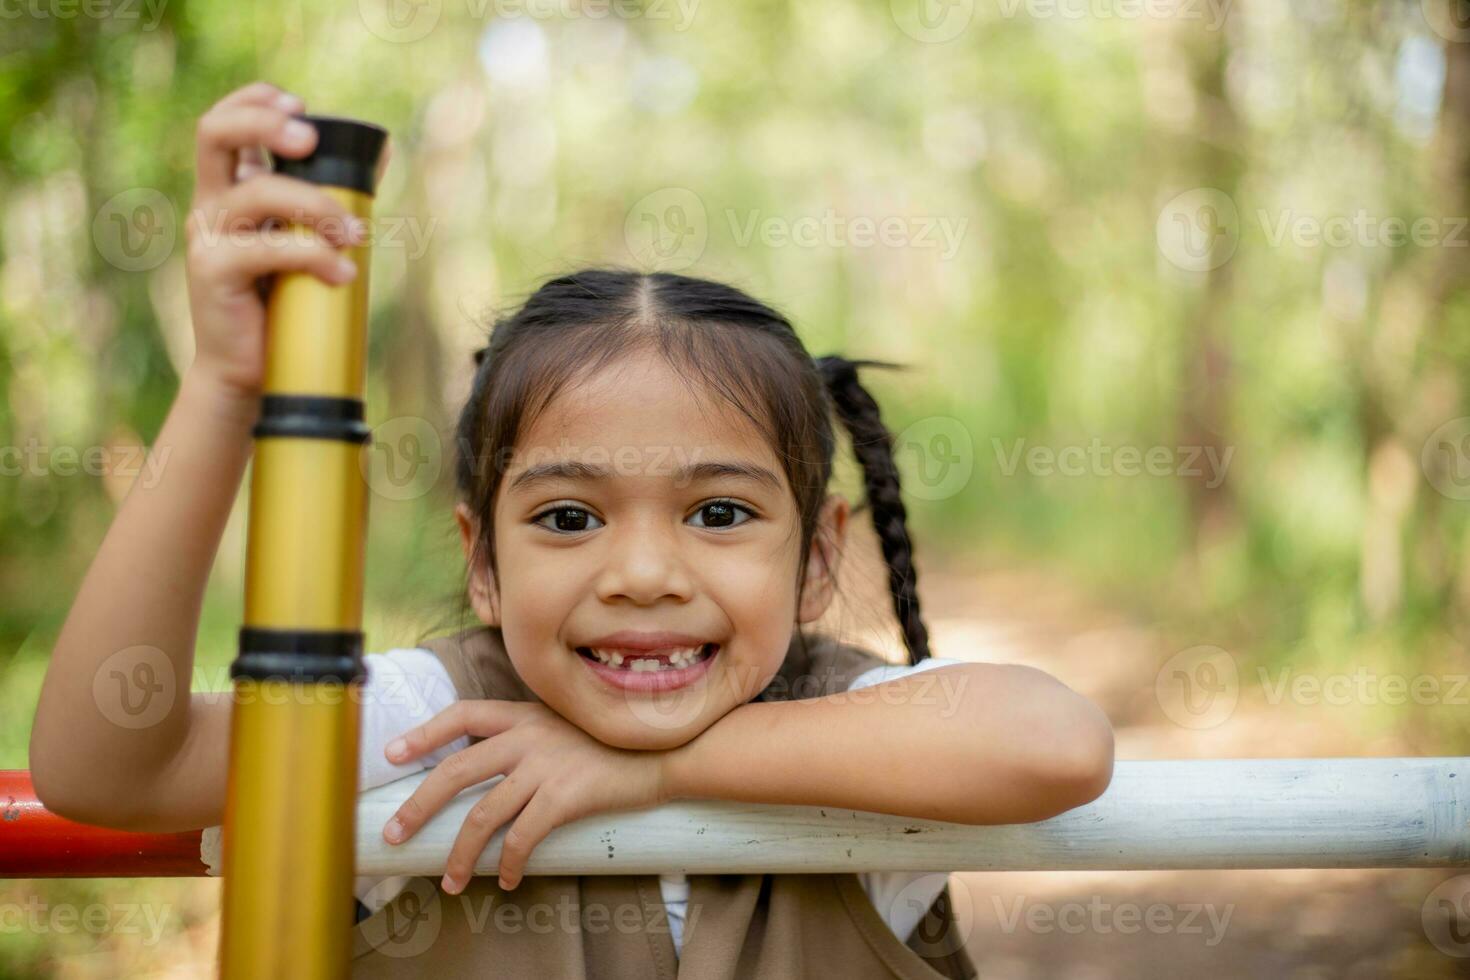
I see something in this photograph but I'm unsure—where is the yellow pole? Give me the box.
[219,115,387,979]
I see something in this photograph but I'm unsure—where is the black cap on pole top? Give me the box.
[270,114,389,197]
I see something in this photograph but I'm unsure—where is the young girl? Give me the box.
[28,82,1114,978]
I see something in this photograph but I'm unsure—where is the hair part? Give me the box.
[452,268,931,665]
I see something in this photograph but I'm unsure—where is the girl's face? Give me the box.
[457,350,849,750]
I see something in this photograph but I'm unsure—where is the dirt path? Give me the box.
[855,550,1470,980]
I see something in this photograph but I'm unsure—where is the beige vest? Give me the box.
[350,625,979,979]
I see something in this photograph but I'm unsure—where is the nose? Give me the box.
[594,515,695,605]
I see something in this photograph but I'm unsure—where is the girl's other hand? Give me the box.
[380,701,670,894]
[184,81,370,399]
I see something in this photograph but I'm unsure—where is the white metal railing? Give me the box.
[196,758,1470,875]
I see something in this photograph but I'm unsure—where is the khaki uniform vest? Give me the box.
[350,625,979,979]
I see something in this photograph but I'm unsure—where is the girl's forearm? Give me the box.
[29,366,257,825]
[661,663,1114,825]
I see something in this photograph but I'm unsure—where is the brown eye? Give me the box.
[532,507,603,533]
[689,500,755,529]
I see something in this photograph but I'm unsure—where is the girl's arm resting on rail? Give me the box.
[28,368,256,832]
[661,662,1115,825]
[376,658,1112,891]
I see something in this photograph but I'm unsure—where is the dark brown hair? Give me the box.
[451,268,931,665]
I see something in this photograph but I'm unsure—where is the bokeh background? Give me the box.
[4,0,1470,976]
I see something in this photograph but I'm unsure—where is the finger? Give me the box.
[207,83,304,170]
[196,104,317,204]
[221,86,304,182]
[384,739,517,845]
[213,173,367,247]
[386,700,534,765]
[194,232,358,288]
[216,80,302,114]
[440,773,537,895]
[234,145,270,182]
[493,789,564,891]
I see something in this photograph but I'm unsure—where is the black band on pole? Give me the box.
[233,627,367,683]
[252,395,371,443]
[270,115,389,196]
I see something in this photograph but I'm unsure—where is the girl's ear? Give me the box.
[797,493,849,624]
[455,501,500,626]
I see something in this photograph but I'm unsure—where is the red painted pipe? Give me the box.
[0,771,206,877]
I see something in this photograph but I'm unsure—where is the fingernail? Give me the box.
[441,873,461,894]
[383,818,404,843]
[284,119,315,145]
[386,737,406,760]
[334,257,357,283]
[274,92,303,111]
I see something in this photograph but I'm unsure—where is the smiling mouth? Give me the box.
[575,643,719,672]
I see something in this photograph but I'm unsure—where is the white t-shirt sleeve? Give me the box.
[357,647,472,791]
[848,656,968,943]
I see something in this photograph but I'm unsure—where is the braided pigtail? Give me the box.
[816,355,931,666]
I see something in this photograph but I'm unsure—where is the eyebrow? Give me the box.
[507,458,784,495]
